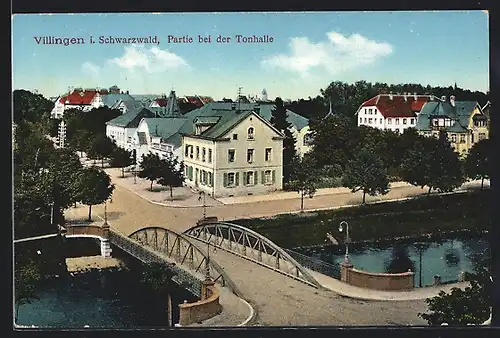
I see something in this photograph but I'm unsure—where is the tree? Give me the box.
[141,262,177,327]
[110,147,135,177]
[138,153,164,191]
[287,154,322,211]
[271,97,297,183]
[77,167,115,221]
[418,258,492,325]
[465,139,490,190]
[88,134,116,167]
[13,89,53,128]
[342,147,390,204]
[157,154,184,201]
[400,132,465,195]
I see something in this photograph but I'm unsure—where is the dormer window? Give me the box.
[247,127,254,140]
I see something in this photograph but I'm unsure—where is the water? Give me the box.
[295,235,489,287]
[15,238,198,328]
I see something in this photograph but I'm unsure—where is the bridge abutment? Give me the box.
[100,238,112,258]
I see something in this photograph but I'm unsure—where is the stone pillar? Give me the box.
[340,263,354,284]
[201,278,215,300]
[100,239,112,258]
[101,224,110,239]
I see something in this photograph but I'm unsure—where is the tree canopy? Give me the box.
[157,154,184,201]
[138,153,164,191]
[271,97,297,184]
[77,166,115,221]
[287,154,322,211]
[110,147,135,177]
[13,89,54,128]
[465,138,490,189]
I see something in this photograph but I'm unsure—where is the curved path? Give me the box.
[65,185,432,326]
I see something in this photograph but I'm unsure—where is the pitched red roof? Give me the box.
[154,98,168,107]
[359,94,435,118]
[59,90,98,105]
[184,96,204,107]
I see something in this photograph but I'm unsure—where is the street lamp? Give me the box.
[414,242,426,288]
[198,191,207,220]
[338,221,350,263]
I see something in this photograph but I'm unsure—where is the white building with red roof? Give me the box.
[50,88,103,118]
[356,92,439,134]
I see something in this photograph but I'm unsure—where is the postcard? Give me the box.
[12,11,492,329]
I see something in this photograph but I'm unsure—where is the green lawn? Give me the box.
[234,190,491,249]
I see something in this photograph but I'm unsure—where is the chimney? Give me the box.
[441,95,446,102]
[414,93,418,100]
[450,95,456,107]
[403,93,407,102]
[389,91,393,100]
[126,90,129,94]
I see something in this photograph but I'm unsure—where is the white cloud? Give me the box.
[82,61,100,76]
[108,44,190,73]
[261,32,393,76]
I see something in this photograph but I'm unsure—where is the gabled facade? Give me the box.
[50,89,104,118]
[101,93,136,109]
[356,93,438,134]
[181,108,284,198]
[417,96,489,155]
[112,99,145,114]
[133,117,188,162]
[105,108,156,150]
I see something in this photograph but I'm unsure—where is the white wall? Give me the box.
[357,106,418,134]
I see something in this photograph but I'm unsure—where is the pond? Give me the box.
[15,238,198,329]
[294,233,489,287]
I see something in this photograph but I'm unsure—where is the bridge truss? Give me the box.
[122,227,240,297]
[183,222,323,289]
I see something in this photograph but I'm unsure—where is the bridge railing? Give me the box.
[109,230,203,297]
[65,224,109,238]
[284,249,340,280]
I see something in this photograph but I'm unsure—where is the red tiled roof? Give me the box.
[199,96,215,104]
[359,94,435,118]
[154,98,168,107]
[185,96,204,107]
[59,90,98,105]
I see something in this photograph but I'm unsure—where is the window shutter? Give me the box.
[254,171,258,185]
[209,172,213,187]
[272,170,276,184]
[235,172,240,186]
[243,172,247,186]
[223,173,228,187]
[261,171,265,184]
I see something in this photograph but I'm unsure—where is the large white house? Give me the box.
[356,93,439,134]
[105,107,156,150]
[181,105,285,198]
[50,89,103,118]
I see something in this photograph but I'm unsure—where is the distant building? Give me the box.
[50,88,103,118]
[105,106,156,150]
[101,92,136,110]
[356,93,439,134]
[417,96,489,156]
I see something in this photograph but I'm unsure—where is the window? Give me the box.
[388,118,392,125]
[233,134,238,140]
[379,118,382,124]
[368,118,373,124]
[208,172,213,187]
[247,149,254,163]
[395,118,400,125]
[264,170,273,184]
[433,119,439,126]
[245,171,254,185]
[364,108,368,114]
[364,118,367,123]
[188,166,193,180]
[247,127,255,140]
[369,109,373,114]
[227,173,235,186]
[459,134,466,143]
[479,133,486,140]
[265,148,272,161]
[403,118,407,125]
[201,170,207,185]
[189,146,193,159]
[228,149,235,163]
[196,146,200,160]
[410,118,415,124]
[360,117,362,124]
[202,147,206,162]
[208,149,212,163]
[303,133,314,146]
[438,119,444,127]
[451,134,457,143]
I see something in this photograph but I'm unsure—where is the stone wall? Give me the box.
[340,263,415,291]
[178,280,222,326]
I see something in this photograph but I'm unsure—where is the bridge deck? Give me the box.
[186,236,428,326]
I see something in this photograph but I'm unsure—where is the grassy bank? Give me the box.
[234,190,491,249]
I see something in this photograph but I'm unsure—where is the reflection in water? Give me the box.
[296,235,489,287]
[385,245,415,273]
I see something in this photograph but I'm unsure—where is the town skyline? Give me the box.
[13,11,489,100]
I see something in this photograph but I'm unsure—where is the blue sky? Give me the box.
[12,11,489,100]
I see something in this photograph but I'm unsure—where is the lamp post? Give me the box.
[104,199,112,226]
[198,191,207,220]
[338,221,350,263]
[414,242,426,288]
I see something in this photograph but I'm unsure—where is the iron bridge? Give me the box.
[183,221,323,289]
